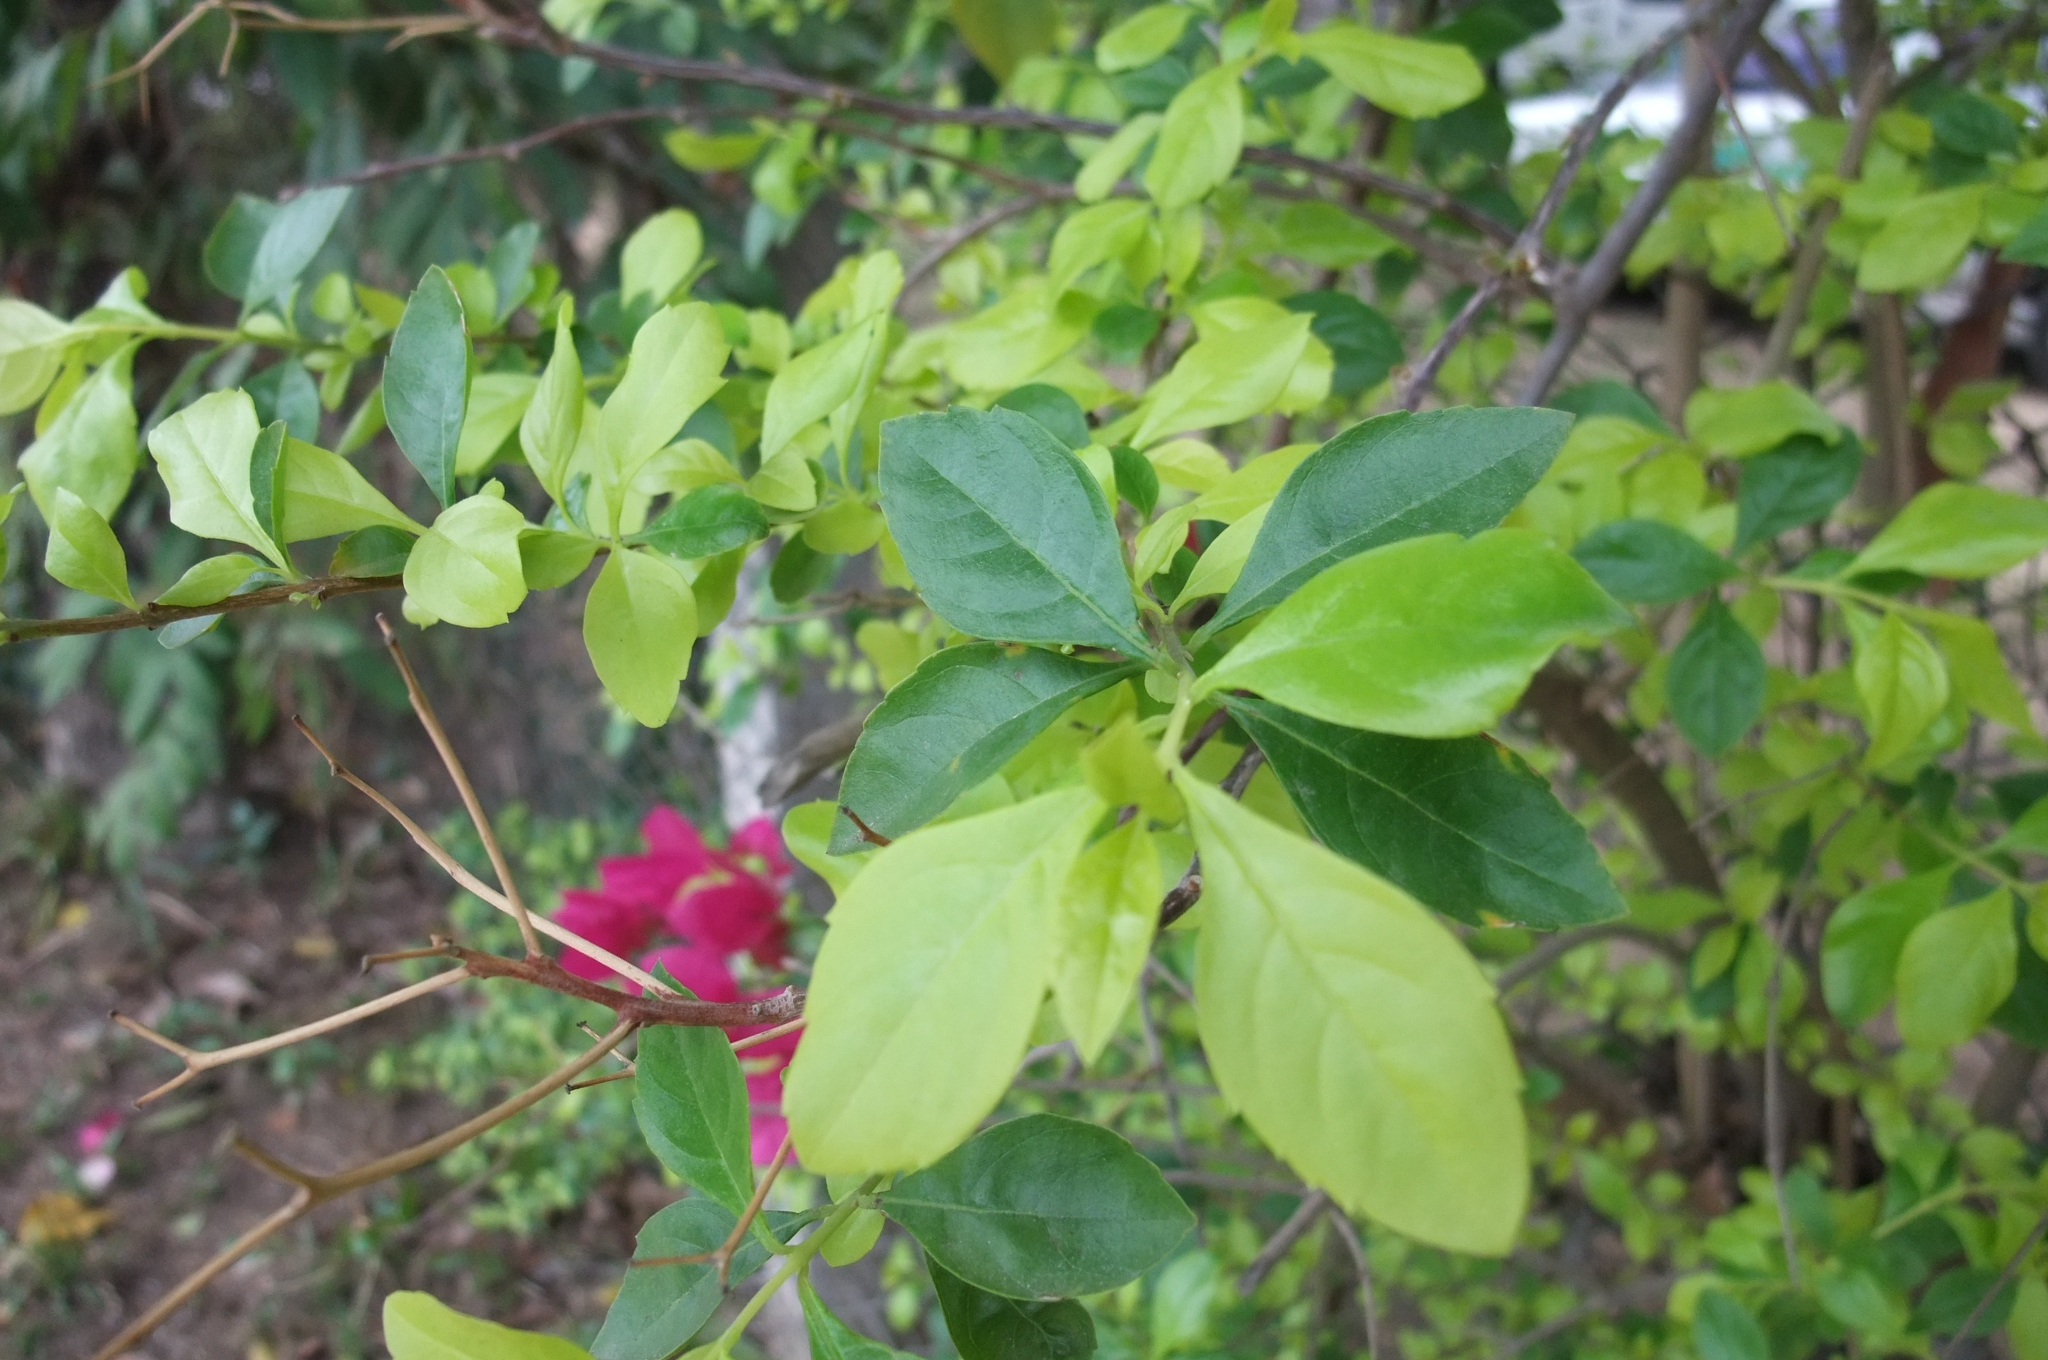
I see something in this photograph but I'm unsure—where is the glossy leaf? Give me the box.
[1181,777,1526,1254]
[583,547,697,726]
[635,1013,753,1216]
[1895,890,2017,1049]
[880,1114,1191,1298]
[590,1200,774,1360]
[244,186,352,309]
[404,487,529,628]
[927,1258,1096,1360]
[784,788,1102,1175]
[44,486,135,608]
[801,1280,919,1360]
[146,389,285,567]
[831,643,1142,853]
[1571,518,1734,604]
[1197,530,1629,738]
[629,484,767,560]
[1666,599,1765,756]
[385,266,470,508]
[1298,24,1484,119]
[1228,695,1624,928]
[1849,608,1949,770]
[879,407,1147,654]
[1820,866,1952,1025]
[384,1291,591,1360]
[1851,482,2048,580]
[1052,819,1162,1063]
[1210,406,1570,633]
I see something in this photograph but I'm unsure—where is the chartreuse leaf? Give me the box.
[619,208,702,309]
[761,254,901,463]
[403,485,528,628]
[1850,482,2048,580]
[1196,530,1628,738]
[1666,598,1765,756]
[1131,314,1312,449]
[1820,866,1953,1025]
[927,1258,1096,1360]
[950,0,1055,80]
[1052,820,1161,1063]
[629,484,767,560]
[18,341,139,519]
[785,788,1102,1175]
[831,644,1141,853]
[522,303,584,504]
[454,372,537,476]
[880,1114,1192,1298]
[583,547,697,726]
[1847,607,1949,770]
[519,528,598,590]
[1895,890,2017,1049]
[800,1278,919,1360]
[1075,113,1162,204]
[786,801,870,895]
[598,303,729,535]
[1080,716,1180,823]
[634,1002,753,1216]
[1911,609,2035,734]
[590,1199,775,1360]
[1227,696,1623,928]
[383,1291,591,1360]
[880,408,1147,654]
[1297,23,1484,118]
[278,437,424,541]
[1571,519,1734,604]
[1143,59,1246,209]
[1179,776,1526,1254]
[44,487,136,608]
[385,265,470,508]
[147,389,286,568]
[1209,407,1570,634]
[1097,4,1191,71]
[332,525,415,578]
[0,297,71,416]
[1684,381,1839,458]
[1857,186,1985,294]
[155,553,265,607]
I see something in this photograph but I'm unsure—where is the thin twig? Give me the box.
[1693,33,1793,246]
[1495,923,1690,993]
[0,574,401,645]
[1938,1207,2048,1360]
[377,616,541,958]
[1239,1190,1330,1295]
[905,193,1057,289]
[424,936,802,1027]
[112,968,469,1105]
[633,1132,795,1283]
[1326,1210,1381,1360]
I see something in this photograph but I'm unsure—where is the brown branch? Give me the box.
[429,936,803,1028]
[1493,922,1689,994]
[91,1016,636,1360]
[112,967,470,1105]
[0,574,401,645]
[294,106,690,195]
[905,192,1058,290]
[1516,0,1780,405]
[1326,1210,1382,1360]
[378,616,541,957]
[1238,1189,1331,1296]
[1159,743,1264,928]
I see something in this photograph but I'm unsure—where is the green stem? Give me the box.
[1763,574,1901,615]
[1158,672,1195,768]
[1873,1178,2036,1238]
[706,1178,879,1356]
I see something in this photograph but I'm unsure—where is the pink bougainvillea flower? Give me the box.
[553,888,659,981]
[668,876,787,964]
[76,1110,122,1157]
[637,944,739,1003]
[598,806,721,913]
[727,817,793,885]
[744,1065,789,1165]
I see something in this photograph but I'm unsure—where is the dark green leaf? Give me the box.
[1091,303,1161,359]
[928,1258,1096,1360]
[1735,432,1863,551]
[1571,518,1734,604]
[1667,599,1765,756]
[830,644,1143,853]
[1992,895,2048,1047]
[246,358,321,444]
[1428,0,1559,60]
[203,194,279,302]
[591,1199,776,1360]
[630,485,768,560]
[993,383,1089,451]
[248,420,288,561]
[244,185,352,309]
[330,525,415,577]
[2008,206,2048,267]
[1914,1267,2013,1337]
[1694,1291,1769,1360]
[634,988,755,1215]
[880,407,1146,654]
[485,221,543,324]
[385,265,470,507]
[1547,379,1669,432]
[1227,695,1625,928]
[1929,92,2017,157]
[800,1279,919,1360]
[1208,406,1570,635]
[1282,291,1402,396]
[879,1114,1192,1299]
[1109,445,1158,516]
[771,534,840,603]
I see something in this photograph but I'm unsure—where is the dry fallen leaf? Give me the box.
[19,1191,111,1246]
